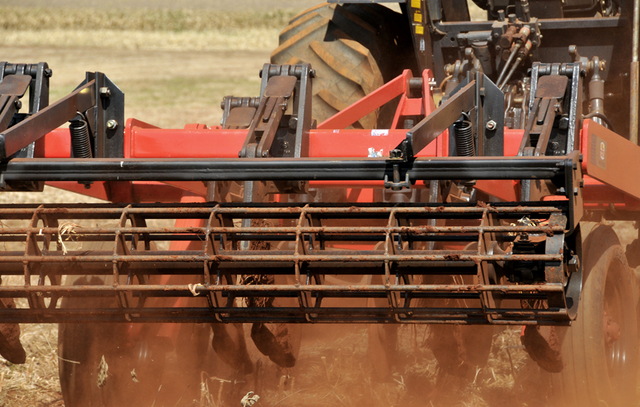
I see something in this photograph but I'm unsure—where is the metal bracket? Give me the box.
[83,72,125,158]
[0,62,51,162]
[383,163,411,191]
[240,63,313,160]
[563,151,583,234]
[0,70,124,160]
[220,96,259,129]
[0,76,31,133]
[519,62,582,157]
[390,72,504,162]
[238,63,313,200]
[0,62,50,115]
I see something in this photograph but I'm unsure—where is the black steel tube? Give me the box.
[0,155,568,182]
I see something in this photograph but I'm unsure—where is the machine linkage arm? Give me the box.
[390,71,504,162]
[0,70,123,161]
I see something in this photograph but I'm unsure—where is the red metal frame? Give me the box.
[35,69,640,210]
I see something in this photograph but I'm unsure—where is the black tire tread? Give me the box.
[271,3,414,129]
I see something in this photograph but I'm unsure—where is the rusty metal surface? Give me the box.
[0,201,572,324]
[0,80,95,159]
[0,75,31,97]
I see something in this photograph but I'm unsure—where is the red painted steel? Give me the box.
[317,69,413,129]
[35,71,640,210]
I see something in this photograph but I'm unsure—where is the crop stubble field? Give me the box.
[0,1,606,406]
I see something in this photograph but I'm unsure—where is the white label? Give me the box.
[371,129,389,137]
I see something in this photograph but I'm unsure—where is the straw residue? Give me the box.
[57,222,81,255]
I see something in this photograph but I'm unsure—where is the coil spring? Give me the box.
[69,118,93,159]
[454,118,475,157]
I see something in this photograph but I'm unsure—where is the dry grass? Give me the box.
[0,6,294,53]
[0,7,299,31]
[0,28,282,52]
[0,325,63,406]
[0,0,320,11]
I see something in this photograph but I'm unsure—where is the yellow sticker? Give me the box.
[411,0,421,8]
[414,12,422,23]
[415,25,424,35]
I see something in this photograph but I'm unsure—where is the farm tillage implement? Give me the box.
[0,0,639,405]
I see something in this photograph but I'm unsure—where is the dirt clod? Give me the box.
[0,298,25,364]
[520,326,563,373]
[250,323,297,368]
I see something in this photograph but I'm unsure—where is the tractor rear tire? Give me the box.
[554,225,639,406]
[271,3,415,128]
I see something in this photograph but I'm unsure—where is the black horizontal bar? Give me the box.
[0,156,568,182]
[437,16,623,33]
[0,306,570,325]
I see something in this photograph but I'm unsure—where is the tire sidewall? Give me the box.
[566,225,639,406]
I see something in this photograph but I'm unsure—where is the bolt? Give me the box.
[43,68,52,78]
[99,87,111,98]
[262,150,269,157]
[106,120,118,130]
[485,120,497,131]
[599,60,607,71]
[14,100,22,110]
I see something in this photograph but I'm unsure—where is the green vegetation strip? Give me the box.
[0,6,300,31]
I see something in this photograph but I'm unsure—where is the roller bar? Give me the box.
[0,201,576,325]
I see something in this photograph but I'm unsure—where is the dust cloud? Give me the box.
[60,322,566,407]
